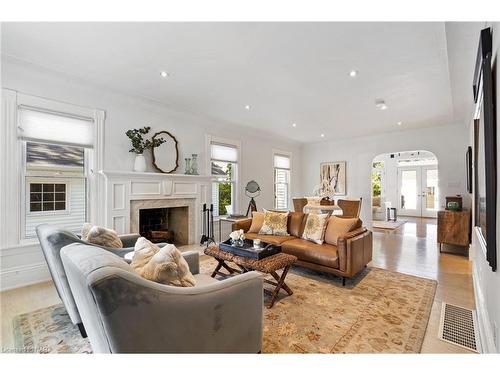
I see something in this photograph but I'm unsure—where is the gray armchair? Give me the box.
[35,224,153,336]
[61,243,264,353]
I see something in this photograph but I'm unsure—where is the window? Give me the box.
[29,182,67,212]
[274,153,291,210]
[19,107,93,238]
[210,141,239,217]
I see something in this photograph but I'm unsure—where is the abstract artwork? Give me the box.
[320,161,346,196]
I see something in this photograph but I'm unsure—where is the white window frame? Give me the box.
[0,91,105,246]
[273,149,292,211]
[25,178,71,216]
[206,135,241,218]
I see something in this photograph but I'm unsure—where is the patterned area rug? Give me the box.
[12,258,436,353]
[13,305,91,353]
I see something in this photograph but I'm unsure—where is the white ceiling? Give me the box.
[1,22,481,143]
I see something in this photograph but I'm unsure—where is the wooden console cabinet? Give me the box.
[437,209,471,252]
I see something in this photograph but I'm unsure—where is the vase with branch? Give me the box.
[126,126,165,172]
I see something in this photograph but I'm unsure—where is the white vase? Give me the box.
[133,153,147,172]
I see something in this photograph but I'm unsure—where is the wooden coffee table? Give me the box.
[204,245,296,308]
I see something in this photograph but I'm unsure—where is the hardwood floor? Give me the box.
[1,216,475,353]
[371,216,475,353]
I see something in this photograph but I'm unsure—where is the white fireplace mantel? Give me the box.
[99,170,212,243]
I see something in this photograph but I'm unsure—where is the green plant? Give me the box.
[126,126,165,154]
[371,171,381,197]
[217,163,233,215]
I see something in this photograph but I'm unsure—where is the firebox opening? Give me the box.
[138,206,189,245]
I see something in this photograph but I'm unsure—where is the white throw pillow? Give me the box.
[131,237,196,287]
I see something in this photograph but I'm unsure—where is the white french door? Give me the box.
[398,166,438,218]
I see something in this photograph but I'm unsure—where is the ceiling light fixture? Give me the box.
[375,100,388,110]
[292,123,297,127]
[397,121,403,126]
[349,70,358,77]
[160,71,169,78]
[245,105,251,110]
[320,134,325,138]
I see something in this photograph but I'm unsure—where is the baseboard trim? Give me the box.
[0,262,51,292]
[472,263,497,353]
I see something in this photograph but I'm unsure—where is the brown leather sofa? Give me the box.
[232,212,372,285]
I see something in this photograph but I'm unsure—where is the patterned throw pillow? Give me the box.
[258,209,289,236]
[301,213,330,244]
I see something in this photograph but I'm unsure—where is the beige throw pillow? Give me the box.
[81,223,123,248]
[301,213,330,244]
[259,209,289,236]
[248,211,265,233]
[131,237,196,287]
[324,216,362,245]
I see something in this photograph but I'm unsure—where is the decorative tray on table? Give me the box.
[219,238,281,260]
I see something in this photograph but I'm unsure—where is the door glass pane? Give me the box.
[400,170,417,209]
[425,169,438,210]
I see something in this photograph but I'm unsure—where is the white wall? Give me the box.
[0,57,302,290]
[301,124,470,224]
[469,22,500,353]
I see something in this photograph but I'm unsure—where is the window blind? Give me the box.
[211,143,238,162]
[274,154,290,169]
[18,107,94,148]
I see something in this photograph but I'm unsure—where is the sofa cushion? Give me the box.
[248,211,265,233]
[245,232,294,245]
[301,213,330,244]
[288,212,306,238]
[282,238,339,269]
[324,216,362,245]
[259,209,289,236]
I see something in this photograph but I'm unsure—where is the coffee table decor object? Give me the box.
[204,245,296,308]
[219,238,281,260]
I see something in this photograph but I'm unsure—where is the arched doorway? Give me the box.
[371,150,438,222]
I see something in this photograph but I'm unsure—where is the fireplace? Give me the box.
[138,206,189,245]
[130,198,196,246]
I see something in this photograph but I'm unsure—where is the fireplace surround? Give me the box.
[100,170,211,245]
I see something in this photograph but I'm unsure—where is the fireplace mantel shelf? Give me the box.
[99,170,212,179]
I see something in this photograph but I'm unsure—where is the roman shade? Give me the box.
[18,106,94,148]
[210,143,238,162]
[274,154,290,169]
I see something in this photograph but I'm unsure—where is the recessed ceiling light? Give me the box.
[349,70,358,77]
[375,100,388,110]
[245,105,251,110]
[397,121,403,126]
[160,71,169,78]
[320,134,325,138]
[292,123,297,127]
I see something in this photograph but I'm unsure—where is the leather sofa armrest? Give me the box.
[336,228,372,276]
[338,227,367,241]
[232,218,252,232]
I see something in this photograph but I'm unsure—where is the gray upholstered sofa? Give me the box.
[36,224,153,337]
[60,243,264,353]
